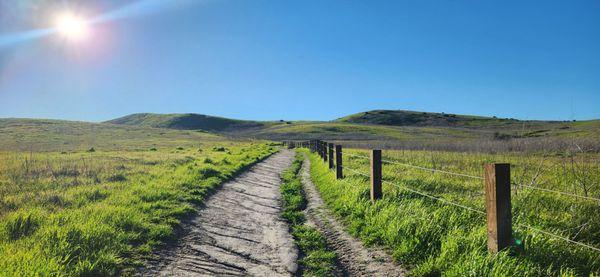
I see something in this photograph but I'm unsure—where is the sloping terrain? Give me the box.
[336,110,600,137]
[106,113,266,132]
[104,111,600,143]
[0,118,222,152]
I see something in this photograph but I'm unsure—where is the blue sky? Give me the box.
[0,0,599,122]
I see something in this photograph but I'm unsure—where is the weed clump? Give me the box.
[212,146,227,152]
[106,173,127,182]
[3,212,40,240]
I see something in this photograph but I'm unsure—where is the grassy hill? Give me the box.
[0,118,225,152]
[106,113,266,132]
[337,109,593,129]
[104,110,600,152]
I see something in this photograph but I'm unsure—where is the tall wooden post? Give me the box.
[485,163,512,254]
[335,145,343,179]
[328,143,334,169]
[317,140,321,156]
[370,149,382,201]
[322,142,328,162]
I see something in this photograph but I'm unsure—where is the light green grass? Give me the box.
[302,148,599,276]
[0,120,278,276]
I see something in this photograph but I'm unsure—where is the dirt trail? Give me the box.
[300,156,407,277]
[144,150,298,276]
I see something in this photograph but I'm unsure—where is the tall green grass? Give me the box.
[302,148,599,276]
[280,153,338,276]
[0,143,277,276]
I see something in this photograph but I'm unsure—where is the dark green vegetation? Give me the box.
[106,110,600,152]
[106,113,266,132]
[280,153,338,276]
[303,148,599,276]
[0,119,277,276]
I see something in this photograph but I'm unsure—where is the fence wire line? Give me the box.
[382,159,484,180]
[344,153,370,160]
[382,180,486,215]
[515,223,600,253]
[341,165,370,178]
[344,153,484,180]
[513,183,600,203]
[337,160,600,253]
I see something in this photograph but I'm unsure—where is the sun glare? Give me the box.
[54,12,89,41]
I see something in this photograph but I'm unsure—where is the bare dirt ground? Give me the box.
[143,150,298,276]
[300,156,407,277]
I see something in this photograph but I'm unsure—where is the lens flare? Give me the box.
[54,12,89,41]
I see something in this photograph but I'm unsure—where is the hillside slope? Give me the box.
[338,110,570,128]
[0,118,222,152]
[106,113,265,132]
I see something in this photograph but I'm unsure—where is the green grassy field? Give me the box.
[302,148,599,276]
[0,119,277,276]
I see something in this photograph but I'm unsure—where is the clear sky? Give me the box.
[0,0,599,122]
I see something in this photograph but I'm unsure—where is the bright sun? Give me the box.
[54,12,89,41]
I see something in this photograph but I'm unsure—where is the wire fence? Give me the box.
[338,153,600,254]
[346,152,600,203]
[382,158,484,180]
[515,223,600,252]
[513,183,600,203]
[298,141,600,254]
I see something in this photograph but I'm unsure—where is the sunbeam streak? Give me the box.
[0,28,54,48]
[0,0,196,50]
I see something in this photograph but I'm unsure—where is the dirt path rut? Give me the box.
[301,156,406,277]
[146,150,298,276]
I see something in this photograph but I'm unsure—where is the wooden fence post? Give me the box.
[328,143,334,169]
[322,141,328,162]
[485,163,512,254]
[317,140,321,156]
[335,145,343,179]
[370,149,382,201]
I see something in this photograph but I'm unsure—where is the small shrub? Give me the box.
[149,148,157,151]
[212,146,227,152]
[87,147,95,153]
[198,167,221,178]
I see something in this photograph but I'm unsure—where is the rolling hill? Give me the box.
[105,110,600,140]
[0,118,223,152]
[106,113,266,132]
[2,109,597,153]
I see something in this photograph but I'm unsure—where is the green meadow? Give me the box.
[302,148,599,276]
[0,119,277,276]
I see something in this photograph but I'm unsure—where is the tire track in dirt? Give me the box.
[300,155,407,277]
[144,150,298,276]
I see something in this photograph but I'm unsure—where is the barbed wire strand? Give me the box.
[342,165,370,178]
[513,183,600,203]
[382,180,486,215]
[515,223,600,253]
[344,153,370,160]
[382,159,484,180]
